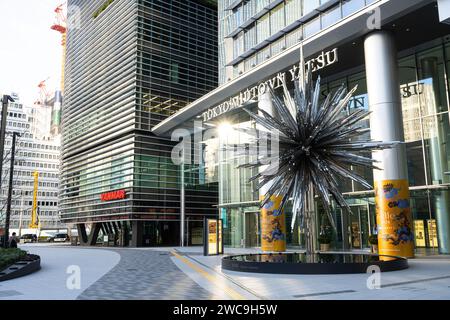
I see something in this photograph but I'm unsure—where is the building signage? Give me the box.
[203,218,224,256]
[100,189,126,201]
[201,48,338,122]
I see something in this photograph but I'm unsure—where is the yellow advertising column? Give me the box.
[260,195,286,252]
[374,180,414,257]
[365,31,414,258]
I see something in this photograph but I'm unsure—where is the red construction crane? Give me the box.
[51,3,67,36]
[35,78,51,105]
[50,3,67,93]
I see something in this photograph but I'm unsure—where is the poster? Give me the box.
[207,219,217,255]
[427,219,438,248]
[414,220,426,247]
[374,179,415,258]
[218,219,223,254]
[203,218,223,256]
[260,195,286,252]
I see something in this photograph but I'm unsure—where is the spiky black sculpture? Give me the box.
[238,71,397,253]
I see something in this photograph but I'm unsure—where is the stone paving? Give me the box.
[3,244,450,300]
[77,248,219,300]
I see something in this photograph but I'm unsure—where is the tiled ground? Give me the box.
[2,244,449,300]
[171,247,450,300]
[77,249,220,300]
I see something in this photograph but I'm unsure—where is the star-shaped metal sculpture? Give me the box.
[238,70,398,234]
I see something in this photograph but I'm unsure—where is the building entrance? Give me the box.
[142,221,179,246]
[244,211,260,248]
[348,205,371,250]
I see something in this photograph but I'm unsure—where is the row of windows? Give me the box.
[229,0,376,79]
[5,139,60,151]
[12,161,59,170]
[1,189,58,197]
[8,170,58,179]
[6,111,26,119]
[1,121,30,129]
[8,220,61,227]
[5,179,59,188]
[6,200,59,207]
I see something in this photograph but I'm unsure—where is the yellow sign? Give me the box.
[208,220,218,255]
[260,195,286,252]
[414,220,426,247]
[204,218,223,256]
[427,219,438,248]
[374,179,414,258]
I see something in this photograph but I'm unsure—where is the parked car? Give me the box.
[21,234,37,243]
[48,233,70,242]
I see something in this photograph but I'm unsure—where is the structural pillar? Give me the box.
[130,220,143,247]
[258,92,286,252]
[364,31,414,258]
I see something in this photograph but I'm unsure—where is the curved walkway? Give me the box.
[77,249,218,300]
[0,245,120,300]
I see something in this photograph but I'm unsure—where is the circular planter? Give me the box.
[222,252,408,274]
[0,254,41,282]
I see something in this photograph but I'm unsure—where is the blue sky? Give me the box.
[0,0,63,105]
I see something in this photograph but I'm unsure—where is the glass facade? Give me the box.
[198,37,450,251]
[62,0,219,246]
[218,0,378,84]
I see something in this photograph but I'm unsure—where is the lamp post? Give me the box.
[1,95,15,247]
[3,132,20,248]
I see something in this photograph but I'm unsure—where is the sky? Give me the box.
[0,0,63,106]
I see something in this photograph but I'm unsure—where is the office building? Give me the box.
[153,0,450,254]
[61,0,219,246]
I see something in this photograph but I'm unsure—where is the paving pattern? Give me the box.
[77,249,218,300]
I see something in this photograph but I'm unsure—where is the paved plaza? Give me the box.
[1,244,449,300]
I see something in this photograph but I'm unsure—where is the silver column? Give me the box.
[365,31,408,182]
[365,31,414,258]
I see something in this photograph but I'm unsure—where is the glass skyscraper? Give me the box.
[61,0,218,246]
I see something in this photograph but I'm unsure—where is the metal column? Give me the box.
[364,31,414,258]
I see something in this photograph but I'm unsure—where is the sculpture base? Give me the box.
[222,252,408,274]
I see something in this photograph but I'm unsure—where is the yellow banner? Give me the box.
[207,220,217,255]
[374,179,415,258]
[260,195,286,252]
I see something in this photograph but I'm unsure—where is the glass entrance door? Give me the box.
[244,211,260,248]
[349,205,370,250]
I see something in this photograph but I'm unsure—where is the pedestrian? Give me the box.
[8,232,18,248]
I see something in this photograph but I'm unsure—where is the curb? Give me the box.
[0,254,41,282]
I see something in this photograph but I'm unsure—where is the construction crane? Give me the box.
[29,171,40,229]
[34,78,51,105]
[50,3,67,94]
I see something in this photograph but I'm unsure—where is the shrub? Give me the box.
[0,248,27,270]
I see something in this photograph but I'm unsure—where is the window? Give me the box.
[254,16,269,46]
[303,16,320,38]
[270,3,285,36]
[286,0,302,25]
[321,5,342,29]
[303,0,320,15]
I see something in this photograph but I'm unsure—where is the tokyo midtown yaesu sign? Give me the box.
[100,189,126,201]
[201,48,338,122]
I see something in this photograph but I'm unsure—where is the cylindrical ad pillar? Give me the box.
[258,92,286,252]
[364,31,414,258]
